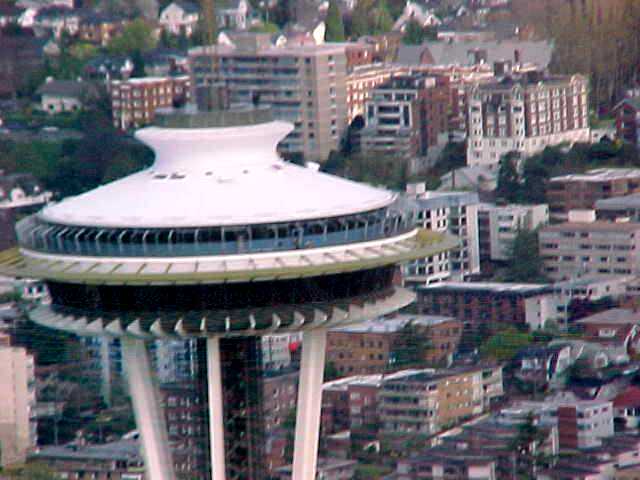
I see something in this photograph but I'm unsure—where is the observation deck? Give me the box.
[0,106,457,338]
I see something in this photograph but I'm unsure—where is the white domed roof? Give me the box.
[40,120,395,228]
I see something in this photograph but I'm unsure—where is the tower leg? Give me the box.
[206,337,226,480]
[292,328,327,480]
[121,337,175,480]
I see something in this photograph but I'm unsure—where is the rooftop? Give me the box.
[331,313,457,333]
[541,221,640,233]
[36,79,86,98]
[39,119,395,228]
[575,308,639,325]
[32,439,141,462]
[419,281,552,295]
[595,192,640,210]
[550,168,640,183]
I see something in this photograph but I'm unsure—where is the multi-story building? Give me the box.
[613,97,640,146]
[548,168,640,221]
[346,64,397,123]
[467,72,590,169]
[417,282,559,336]
[499,394,614,450]
[539,220,640,280]
[31,440,145,480]
[326,315,462,376]
[478,203,549,262]
[404,185,480,287]
[378,366,503,436]
[360,73,451,165]
[596,192,640,222]
[189,33,348,162]
[262,333,302,372]
[110,76,191,130]
[263,372,298,432]
[322,374,382,439]
[0,341,36,467]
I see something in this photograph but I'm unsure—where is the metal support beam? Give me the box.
[121,337,176,480]
[292,328,327,480]
[207,337,227,480]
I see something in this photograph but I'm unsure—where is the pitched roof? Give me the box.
[170,0,200,14]
[398,40,554,68]
[36,79,86,98]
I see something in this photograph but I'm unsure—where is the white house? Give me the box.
[36,79,87,115]
[159,0,200,37]
[216,0,251,31]
[393,1,441,32]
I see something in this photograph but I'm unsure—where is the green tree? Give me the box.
[324,360,340,381]
[108,19,157,55]
[480,328,533,362]
[496,152,520,202]
[372,0,393,34]
[504,228,547,283]
[249,21,280,33]
[325,0,346,41]
[390,322,431,368]
[402,19,425,44]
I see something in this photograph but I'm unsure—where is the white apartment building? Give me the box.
[478,203,549,261]
[0,339,36,467]
[262,333,302,372]
[467,73,590,169]
[404,184,480,287]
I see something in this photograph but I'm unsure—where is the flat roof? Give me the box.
[32,440,141,462]
[550,168,640,183]
[575,308,639,325]
[330,314,457,333]
[595,192,640,210]
[419,281,552,295]
[541,221,640,233]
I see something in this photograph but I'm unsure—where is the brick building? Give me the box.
[262,372,298,432]
[467,72,590,169]
[613,97,640,146]
[539,220,640,280]
[346,64,397,123]
[326,315,462,376]
[417,282,558,339]
[110,76,191,130]
[359,72,451,164]
[548,168,640,221]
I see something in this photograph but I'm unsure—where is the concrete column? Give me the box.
[292,328,327,480]
[121,337,175,480]
[206,337,227,480]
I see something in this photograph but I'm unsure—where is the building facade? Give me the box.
[360,73,450,164]
[467,73,590,169]
[378,366,502,436]
[478,203,549,262]
[548,169,640,221]
[0,343,36,467]
[539,221,640,280]
[404,186,480,287]
[189,33,348,162]
[417,282,559,336]
[614,97,640,146]
[110,76,191,130]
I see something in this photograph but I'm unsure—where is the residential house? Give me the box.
[78,12,128,46]
[159,1,200,37]
[614,97,640,146]
[515,344,573,387]
[216,0,251,31]
[37,78,88,114]
[392,2,441,32]
[613,386,640,430]
[575,308,640,364]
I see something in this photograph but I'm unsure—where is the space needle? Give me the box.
[0,96,456,479]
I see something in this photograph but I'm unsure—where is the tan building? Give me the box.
[110,76,191,130]
[189,33,348,162]
[346,64,398,123]
[378,366,503,436]
[0,338,36,467]
[539,221,640,280]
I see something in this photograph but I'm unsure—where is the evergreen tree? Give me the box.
[325,0,346,41]
[496,152,520,202]
[504,228,547,283]
[402,19,425,44]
